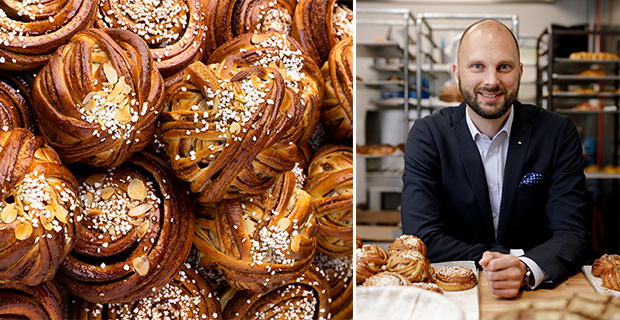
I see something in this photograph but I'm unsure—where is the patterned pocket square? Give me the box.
[520,173,545,186]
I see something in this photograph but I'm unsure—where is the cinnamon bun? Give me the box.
[31,28,165,168]
[321,36,352,140]
[193,171,317,292]
[0,129,81,286]
[314,251,353,320]
[388,234,427,257]
[432,266,477,291]
[0,281,64,319]
[57,152,194,303]
[355,244,389,284]
[411,282,444,295]
[304,143,353,257]
[362,271,412,287]
[384,250,432,283]
[592,254,620,291]
[0,71,33,131]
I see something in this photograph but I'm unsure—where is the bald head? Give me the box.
[457,19,520,64]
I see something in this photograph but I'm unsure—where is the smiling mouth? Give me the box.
[479,92,502,98]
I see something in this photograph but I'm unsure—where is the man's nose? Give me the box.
[483,70,499,87]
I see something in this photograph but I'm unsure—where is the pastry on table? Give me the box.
[69,263,221,319]
[569,51,619,60]
[193,171,317,293]
[355,244,389,284]
[356,235,363,249]
[160,57,301,202]
[95,0,207,87]
[219,265,331,319]
[592,254,620,291]
[32,28,165,168]
[411,282,444,294]
[384,250,432,283]
[388,234,427,257]
[291,0,353,65]
[57,152,194,303]
[321,36,353,140]
[207,30,324,145]
[0,281,64,319]
[0,129,82,286]
[0,71,34,131]
[314,251,353,320]
[495,293,620,320]
[362,271,412,287]
[0,0,96,71]
[432,266,477,291]
[304,143,353,257]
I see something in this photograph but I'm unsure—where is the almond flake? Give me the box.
[277,217,291,231]
[85,174,106,186]
[103,63,118,84]
[1,203,17,223]
[127,179,146,201]
[15,221,33,240]
[128,203,153,217]
[132,256,149,276]
[101,187,115,200]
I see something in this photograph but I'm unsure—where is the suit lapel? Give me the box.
[497,102,533,243]
[452,105,495,237]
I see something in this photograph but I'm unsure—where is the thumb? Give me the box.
[478,251,497,267]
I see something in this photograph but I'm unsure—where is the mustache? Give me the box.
[476,86,505,93]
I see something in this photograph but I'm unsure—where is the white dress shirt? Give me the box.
[465,106,547,289]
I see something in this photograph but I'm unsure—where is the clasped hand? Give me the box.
[479,251,527,298]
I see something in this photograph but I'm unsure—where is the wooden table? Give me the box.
[478,270,595,320]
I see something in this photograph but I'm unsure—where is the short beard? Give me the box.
[459,78,519,120]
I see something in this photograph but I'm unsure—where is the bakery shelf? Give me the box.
[357,153,404,159]
[552,74,620,81]
[585,172,620,180]
[360,80,406,89]
[357,41,415,60]
[551,92,620,98]
[554,108,619,115]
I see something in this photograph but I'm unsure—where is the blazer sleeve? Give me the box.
[401,116,510,263]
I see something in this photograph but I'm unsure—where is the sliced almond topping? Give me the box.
[277,217,291,231]
[83,99,97,112]
[127,179,147,201]
[87,209,102,217]
[103,63,118,84]
[128,203,153,217]
[243,217,255,235]
[286,197,296,211]
[251,33,270,44]
[229,122,241,134]
[46,205,56,220]
[82,92,97,106]
[132,256,149,276]
[40,212,53,231]
[19,206,31,220]
[106,80,124,104]
[1,203,17,223]
[83,192,94,208]
[136,220,149,238]
[85,174,106,186]
[114,105,131,124]
[95,150,113,161]
[53,203,68,224]
[262,248,273,262]
[14,221,32,240]
[101,187,115,200]
[291,234,301,252]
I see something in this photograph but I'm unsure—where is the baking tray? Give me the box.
[582,265,620,297]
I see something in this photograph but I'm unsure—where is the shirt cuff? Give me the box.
[510,249,548,289]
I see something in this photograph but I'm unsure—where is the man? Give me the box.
[401,19,591,298]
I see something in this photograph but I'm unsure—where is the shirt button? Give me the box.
[489,183,495,189]
[489,151,494,156]
[492,212,497,218]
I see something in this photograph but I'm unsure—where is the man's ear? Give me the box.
[452,63,459,85]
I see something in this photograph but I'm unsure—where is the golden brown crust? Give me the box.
[0,71,34,131]
[433,266,477,291]
[32,28,165,168]
[362,271,412,287]
[592,254,620,291]
[314,251,353,319]
[57,152,194,303]
[69,264,222,319]
[0,281,64,319]
[388,234,427,257]
[0,129,81,286]
[321,36,352,140]
[0,0,96,71]
[355,244,389,284]
[95,0,207,87]
[160,57,301,202]
[304,143,353,257]
[411,282,444,294]
[384,250,431,283]
[569,51,619,60]
[193,171,317,292]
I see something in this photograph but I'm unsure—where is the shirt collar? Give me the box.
[465,105,514,141]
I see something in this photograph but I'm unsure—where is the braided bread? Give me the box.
[592,254,620,291]
[0,129,81,286]
[321,36,352,140]
[0,71,34,131]
[69,263,221,319]
[220,265,331,320]
[193,171,317,292]
[388,234,427,257]
[304,143,353,257]
[384,250,432,283]
[362,271,412,287]
[32,28,165,168]
[0,281,64,319]
[160,57,300,202]
[355,244,389,284]
[95,0,207,87]
[57,152,194,303]
[0,0,96,71]
[291,0,352,65]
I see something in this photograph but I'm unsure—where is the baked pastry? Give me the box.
[314,251,353,320]
[193,171,317,292]
[573,102,602,110]
[160,57,301,202]
[384,250,432,283]
[355,244,389,284]
[592,254,620,291]
[321,36,353,140]
[356,235,363,249]
[0,0,96,71]
[0,71,34,131]
[220,265,331,320]
[388,234,427,257]
[495,293,620,320]
[411,282,444,295]
[569,51,619,60]
[576,69,606,77]
[95,0,207,87]
[32,28,165,168]
[362,271,412,287]
[57,152,194,303]
[439,85,463,103]
[0,281,64,319]
[432,266,477,291]
[291,0,353,65]
[0,129,82,286]
[207,31,324,144]
[304,143,353,257]
[69,263,221,319]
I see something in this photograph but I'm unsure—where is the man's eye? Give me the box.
[499,64,512,71]
[472,64,482,69]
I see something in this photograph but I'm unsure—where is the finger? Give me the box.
[489,286,520,299]
[479,251,500,267]
[484,254,520,272]
[483,265,523,281]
